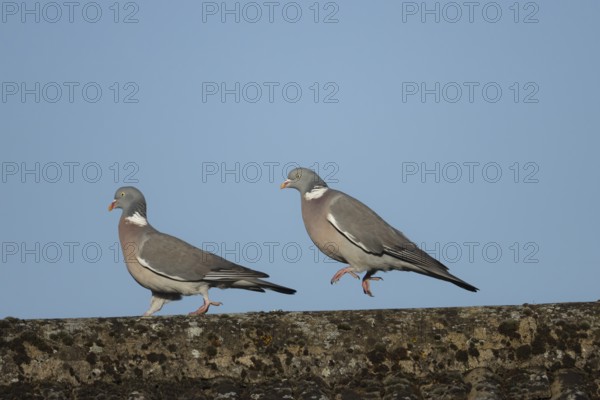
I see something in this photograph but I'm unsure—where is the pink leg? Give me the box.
[330,266,360,285]
[189,296,222,315]
[362,272,383,297]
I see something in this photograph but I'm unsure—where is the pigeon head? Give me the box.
[108,186,147,217]
[280,167,327,194]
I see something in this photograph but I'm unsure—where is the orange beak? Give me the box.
[280,179,291,189]
[108,200,117,211]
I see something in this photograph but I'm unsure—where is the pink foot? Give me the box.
[189,300,222,315]
[362,274,383,297]
[330,266,360,285]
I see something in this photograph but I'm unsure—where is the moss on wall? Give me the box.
[1,302,599,399]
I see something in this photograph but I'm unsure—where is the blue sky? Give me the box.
[1,1,599,319]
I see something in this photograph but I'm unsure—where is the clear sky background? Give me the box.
[1,1,598,319]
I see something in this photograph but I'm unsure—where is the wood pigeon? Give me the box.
[280,168,478,297]
[109,186,296,316]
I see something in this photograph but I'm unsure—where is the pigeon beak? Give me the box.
[280,179,291,189]
[108,200,117,211]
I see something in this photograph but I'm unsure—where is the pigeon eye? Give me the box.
[120,192,125,197]
[295,172,301,179]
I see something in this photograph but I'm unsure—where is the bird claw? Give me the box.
[330,267,359,285]
[189,301,223,315]
[362,275,382,297]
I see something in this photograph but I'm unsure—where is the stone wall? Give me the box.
[1,302,599,399]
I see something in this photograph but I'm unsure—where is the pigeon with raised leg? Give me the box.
[280,168,478,297]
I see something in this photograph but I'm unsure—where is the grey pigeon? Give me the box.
[281,168,478,296]
[109,186,296,316]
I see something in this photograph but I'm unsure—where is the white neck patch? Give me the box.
[125,212,148,227]
[304,187,328,200]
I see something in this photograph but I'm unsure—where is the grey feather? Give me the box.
[138,231,269,282]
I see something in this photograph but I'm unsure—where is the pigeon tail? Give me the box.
[254,279,297,295]
[413,269,479,292]
[448,277,479,292]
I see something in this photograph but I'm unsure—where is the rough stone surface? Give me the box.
[1,302,599,399]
